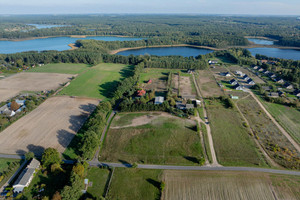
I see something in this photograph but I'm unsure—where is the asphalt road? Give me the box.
[89,161,300,176]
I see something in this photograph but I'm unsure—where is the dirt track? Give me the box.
[0,96,99,155]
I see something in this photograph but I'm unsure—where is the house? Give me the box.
[268,92,279,98]
[268,73,276,79]
[278,91,285,97]
[176,102,194,110]
[242,75,250,81]
[233,84,244,90]
[235,70,244,76]
[186,104,195,109]
[263,70,270,75]
[221,72,231,77]
[258,68,264,72]
[208,60,218,65]
[247,79,255,85]
[275,78,284,84]
[147,79,152,84]
[154,96,164,105]
[252,66,259,70]
[293,90,300,97]
[229,79,238,85]
[231,95,239,100]
[13,158,40,193]
[283,83,293,90]
[195,100,201,106]
[137,89,146,96]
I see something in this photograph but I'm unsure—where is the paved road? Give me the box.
[249,91,300,152]
[0,154,23,159]
[192,73,220,167]
[92,111,116,162]
[89,161,300,176]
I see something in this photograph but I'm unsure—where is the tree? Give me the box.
[25,152,35,161]
[41,148,61,169]
[61,173,84,200]
[80,131,99,160]
[10,101,20,111]
[72,163,85,178]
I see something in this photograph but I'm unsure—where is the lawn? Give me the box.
[85,167,110,199]
[27,63,90,74]
[101,113,204,165]
[59,63,133,100]
[111,113,154,127]
[139,68,182,84]
[261,101,300,144]
[107,168,162,200]
[0,158,21,188]
[237,96,300,169]
[206,98,267,167]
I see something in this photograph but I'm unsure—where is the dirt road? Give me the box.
[249,92,300,152]
[192,73,220,167]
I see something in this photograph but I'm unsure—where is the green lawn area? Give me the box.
[59,63,133,100]
[206,99,267,167]
[85,167,110,199]
[27,63,90,74]
[261,101,300,144]
[101,113,204,165]
[111,113,159,127]
[139,68,181,84]
[107,168,162,200]
[0,158,21,188]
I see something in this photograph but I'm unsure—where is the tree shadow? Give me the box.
[118,159,132,167]
[183,156,199,164]
[79,103,97,113]
[26,144,45,157]
[57,129,75,149]
[68,113,89,132]
[146,178,162,200]
[119,65,134,78]
[99,80,121,99]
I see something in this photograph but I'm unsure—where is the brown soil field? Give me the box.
[171,74,179,95]
[0,96,99,155]
[228,65,265,84]
[0,72,73,91]
[197,70,224,97]
[179,76,196,98]
[144,78,167,92]
[0,89,20,103]
[163,171,300,200]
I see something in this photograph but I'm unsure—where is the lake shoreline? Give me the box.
[0,35,138,42]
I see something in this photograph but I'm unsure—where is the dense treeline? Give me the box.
[1,15,300,47]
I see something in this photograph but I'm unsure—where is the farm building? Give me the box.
[275,78,284,84]
[176,102,194,110]
[229,79,238,85]
[231,95,239,100]
[154,96,164,105]
[195,100,201,106]
[208,60,218,64]
[13,158,40,193]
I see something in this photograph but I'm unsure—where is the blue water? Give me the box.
[247,48,300,60]
[248,38,274,45]
[0,36,142,54]
[116,47,213,57]
[27,24,69,29]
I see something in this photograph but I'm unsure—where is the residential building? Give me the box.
[235,70,244,76]
[229,79,238,85]
[284,83,293,90]
[268,92,279,98]
[154,96,164,105]
[247,79,255,85]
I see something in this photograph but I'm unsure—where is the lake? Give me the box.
[116,46,213,57]
[0,36,142,54]
[247,48,300,60]
[247,38,274,45]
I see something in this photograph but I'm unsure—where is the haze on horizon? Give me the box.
[1,0,299,16]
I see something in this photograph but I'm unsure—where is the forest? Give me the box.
[0,15,300,47]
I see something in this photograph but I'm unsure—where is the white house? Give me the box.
[154,96,164,105]
[13,158,40,193]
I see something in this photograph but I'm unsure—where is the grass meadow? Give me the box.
[59,63,133,100]
[27,63,90,74]
[206,98,267,167]
[85,167,110,199]
[107,168,162,200]
[101,113,204,165]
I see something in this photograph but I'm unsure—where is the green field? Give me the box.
[0,158,21,187]
[107,168,162,200]
[262,101,300,144]
[101,113,204,165]
[86,168,110,199]
[27,63,90,74]
[59,63,133,100]
[206,99,267,167]
[139,68,182,84]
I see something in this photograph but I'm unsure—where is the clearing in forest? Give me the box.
[0,96,99,155]
[163,170,300,200]
[101,112,204,165]
[59,63,133,100]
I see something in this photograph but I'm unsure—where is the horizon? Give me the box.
[1,0,300,15]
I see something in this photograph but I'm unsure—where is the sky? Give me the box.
[0,0,299,15]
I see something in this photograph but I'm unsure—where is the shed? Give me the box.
[154,96,164,105]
